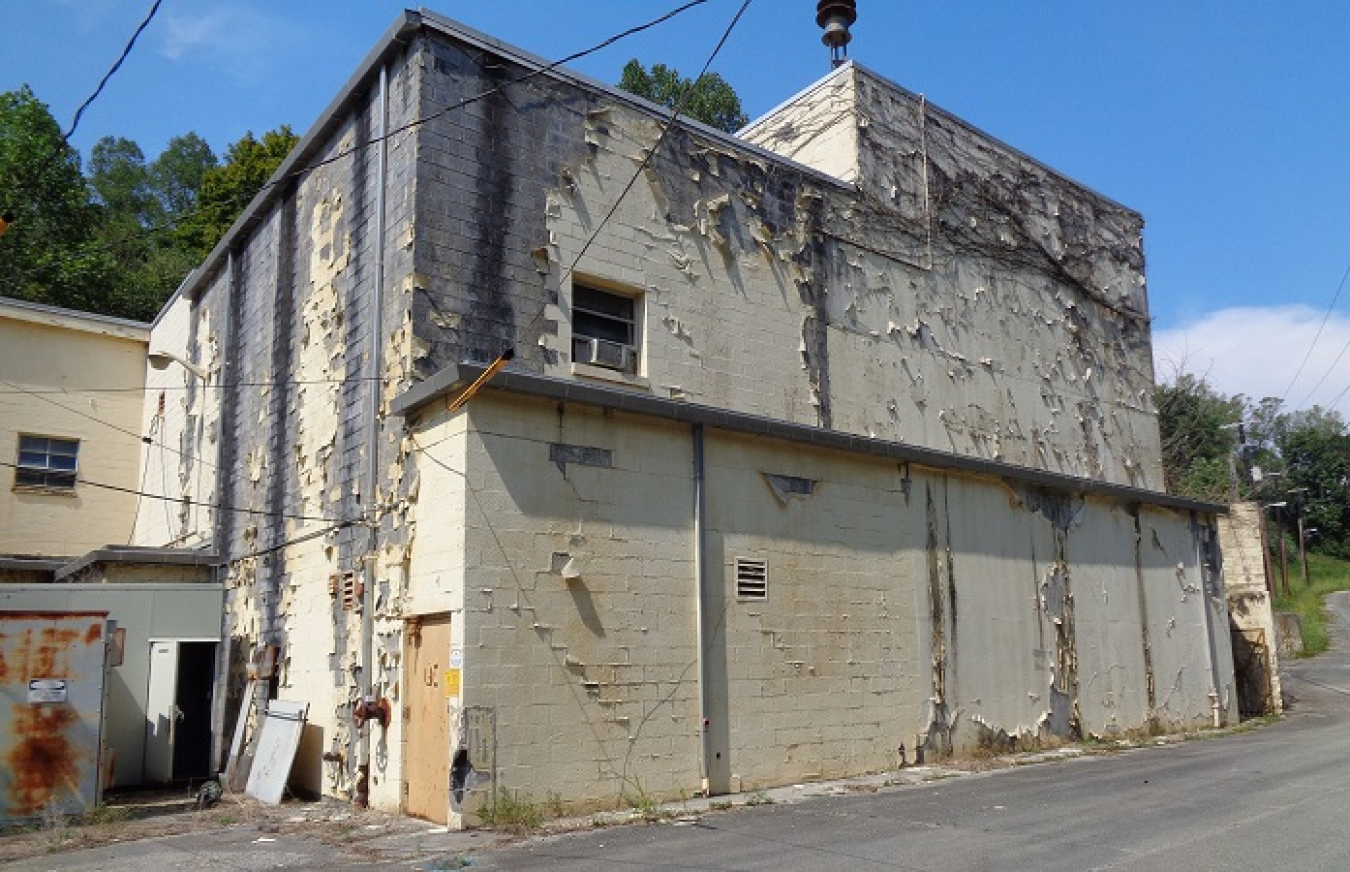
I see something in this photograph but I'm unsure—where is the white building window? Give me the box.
[572,283,638,374]
[15,434,79,491]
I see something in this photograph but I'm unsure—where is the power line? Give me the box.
[0,1,162,218]
[1296,329,1350,412]
[262,1,710,193]
[0,459,347,525]
[0,376,383,396]
[238,516,366,561]
[2,378,216,471]
[26,0,712,265]
[64,0,163,142]
[1285,262,1350,408]
[554,0,752,297]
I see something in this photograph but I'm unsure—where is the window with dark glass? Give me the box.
[15,435,79,490]
[571,283,638,373]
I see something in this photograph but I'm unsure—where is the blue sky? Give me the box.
[6,1,1350,411]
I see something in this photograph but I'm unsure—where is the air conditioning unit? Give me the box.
[575,337,634,373]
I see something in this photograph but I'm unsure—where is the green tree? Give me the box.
[176,126,298,259]
[1155,373,1245,501]
[0,85,116,313]
[149,132,216,219]
[618,60,749,133]
[1277,408,1350,557]
[89,136,158,225]
[87,136,162,320]
[1150,368,1350,558]
[85,133,221,322]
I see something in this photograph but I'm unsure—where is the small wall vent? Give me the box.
[735,558,768,601]
[329,572,363,612]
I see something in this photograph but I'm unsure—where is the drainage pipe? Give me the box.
[1193,513,1225,727]
[210,250,239,776]
[692,423,712,794]
[356,61,390,806]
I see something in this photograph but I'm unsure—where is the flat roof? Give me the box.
[55,546,219,582]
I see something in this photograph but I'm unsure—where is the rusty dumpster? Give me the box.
[0,611,108,822]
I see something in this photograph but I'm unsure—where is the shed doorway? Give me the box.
[144,640,216,783]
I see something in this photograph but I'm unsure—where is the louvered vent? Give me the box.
[735,558,768,601]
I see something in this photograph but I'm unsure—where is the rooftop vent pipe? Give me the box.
[816,0,857,67]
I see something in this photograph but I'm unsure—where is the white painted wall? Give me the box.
[404,392,1233,812]
[0,302,147,556]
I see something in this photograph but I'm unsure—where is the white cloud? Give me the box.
[158,4,280,64]
[1153,305,1350,412]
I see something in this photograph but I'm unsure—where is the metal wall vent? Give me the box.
[329,572,362,612]
[762,472,817,505]
[735,558,768,601]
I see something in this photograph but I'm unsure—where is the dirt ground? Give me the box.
[0,787,460,866]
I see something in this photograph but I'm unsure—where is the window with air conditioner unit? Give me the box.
[572,283,638,374]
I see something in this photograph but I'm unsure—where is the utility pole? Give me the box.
[1280,521,1290,597]
[1221,421,1246,504]
[1263,501,1289,597]
[1290,487,1310,588]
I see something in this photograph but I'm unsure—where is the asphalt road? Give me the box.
[17,595,1350,871]
[479,593,1350,871]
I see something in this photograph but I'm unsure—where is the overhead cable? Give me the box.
[1283,261,1350,407]
[0,460,347,525]
[64,0,164,142]
[555,0,753,294]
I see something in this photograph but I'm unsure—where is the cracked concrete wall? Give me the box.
[704,432,925,789]
[406,33,1166,491]
[741,64,1160,488]
[139,43,423,811]
[133,290,219,549]
[448,396,700,813]
[403,392,1232,810]
[1219,502,1282,712]
[394,26,1224,809]
[931,487,1235,751]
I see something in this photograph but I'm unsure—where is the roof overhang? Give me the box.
[392,362,1226,516]
[0,556,68,573]
[55,546,219,582]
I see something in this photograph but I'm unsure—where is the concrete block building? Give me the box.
[139,9,1235,824]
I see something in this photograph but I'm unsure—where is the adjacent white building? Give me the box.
[0,298,147,561]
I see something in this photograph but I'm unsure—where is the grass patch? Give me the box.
[477,789,543,834]
[76,804,131,826]
[1272,553,1350,656]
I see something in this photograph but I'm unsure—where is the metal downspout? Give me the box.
[210,250,238,776]
[357,62,390,805]
[693,424,712,794]
[1194,513,1224,727]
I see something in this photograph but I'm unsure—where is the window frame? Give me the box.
[571,280,641,376]
[14,434,80,492]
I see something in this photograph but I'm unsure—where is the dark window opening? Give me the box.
[572,283,638,373]
[15,434,79,490]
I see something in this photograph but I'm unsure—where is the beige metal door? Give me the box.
[404,616,451,823]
